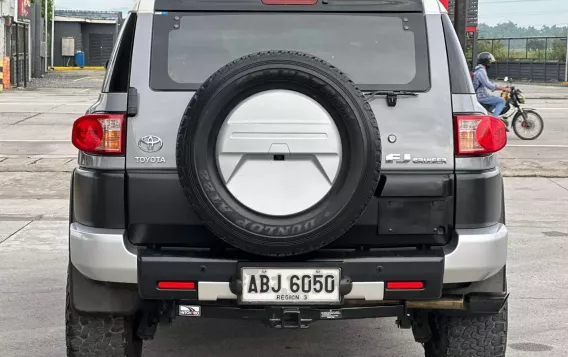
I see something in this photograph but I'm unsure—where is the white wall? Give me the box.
[1,0,17,59]
[0,18,4,60]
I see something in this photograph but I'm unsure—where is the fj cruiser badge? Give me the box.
[386,154,447,164]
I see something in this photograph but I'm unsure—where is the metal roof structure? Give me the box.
[54,10,122,23]
[447,0,478,27]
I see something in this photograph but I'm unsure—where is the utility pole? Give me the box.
[565,29,568,83]
[454,0,468,53]
[44,0,48,73]
[51,0,55,69]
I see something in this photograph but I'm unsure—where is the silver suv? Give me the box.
[66,0,510,356]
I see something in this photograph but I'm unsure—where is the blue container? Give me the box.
[74,51,85,68]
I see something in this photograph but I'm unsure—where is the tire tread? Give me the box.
[65,274,141,357]
[425,305,508,357]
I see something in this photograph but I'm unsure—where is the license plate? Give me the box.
[240,267,341,304]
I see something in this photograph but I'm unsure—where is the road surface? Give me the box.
[0,71,567,356]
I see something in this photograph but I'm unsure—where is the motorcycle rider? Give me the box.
[473,52,511,124]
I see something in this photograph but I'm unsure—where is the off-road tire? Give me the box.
[176,50,381,257]
[424,304,508,357]
[65,273,142,357]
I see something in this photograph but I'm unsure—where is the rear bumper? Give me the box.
[138,249,445,301]
[69,222,508,290]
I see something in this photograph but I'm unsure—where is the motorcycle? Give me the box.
[482,77,544,140]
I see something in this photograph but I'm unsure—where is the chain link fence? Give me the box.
[468,36,568,82]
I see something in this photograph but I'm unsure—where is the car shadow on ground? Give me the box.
[144,317,422,357]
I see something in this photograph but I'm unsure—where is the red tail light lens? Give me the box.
[262,0,317,4]
[386,281,424,290]
[157,281,196,290]
[72,114,126,155]
[455,115,507,155]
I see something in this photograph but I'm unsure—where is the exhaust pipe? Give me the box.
[407,297,465,310]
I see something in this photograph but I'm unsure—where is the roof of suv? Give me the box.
[132,0,447,14]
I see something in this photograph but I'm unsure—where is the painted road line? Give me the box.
[0,140,70,143]
[73,76,92,82]
[0,103,88,105]
[0,154,76,158]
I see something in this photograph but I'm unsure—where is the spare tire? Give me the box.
[176,51,381,256]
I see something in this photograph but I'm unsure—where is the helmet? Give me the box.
[478,52,496,67]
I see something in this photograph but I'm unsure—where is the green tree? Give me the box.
[478,21,568,38]
[31,0,54,22]
[478,39,508,60]
[549,39,567,61]
[527,39,546,59]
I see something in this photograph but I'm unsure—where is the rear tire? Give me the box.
[423,305,508,357]
[65,272,142,357]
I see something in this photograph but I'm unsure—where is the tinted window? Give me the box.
[150,13,430,91]
[441,14,474,94]
[102,13,137,93]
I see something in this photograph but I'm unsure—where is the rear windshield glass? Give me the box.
[150,13,430,91]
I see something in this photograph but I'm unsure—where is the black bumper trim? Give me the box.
[138,249,444,301]
[179,304,406,326]
[465,292,509,314]
[69,264,140,315]
[72,168,125,229]
[455,168,503,229]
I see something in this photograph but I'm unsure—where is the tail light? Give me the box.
[455,115,507,155]
[262,0,317,4]
[72,114,126,155]
[157,281,196,290]
[386,281,424,290]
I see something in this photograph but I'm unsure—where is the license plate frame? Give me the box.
[239,267,342,305]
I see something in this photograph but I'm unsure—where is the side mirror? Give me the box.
[104,60,109,70]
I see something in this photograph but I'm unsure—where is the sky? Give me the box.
[56,0,568,28]
[477,0,568,27]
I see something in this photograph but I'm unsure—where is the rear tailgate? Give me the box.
[125,1,455,248]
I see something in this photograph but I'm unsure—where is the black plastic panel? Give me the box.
[73,168,125,229]
[378,197,453,236]
[138,248,444,300]
[455,168,503,229]
[127,172,203,225]
[381,174,453,197]
[127,172,453,248]
[70,265,140,315]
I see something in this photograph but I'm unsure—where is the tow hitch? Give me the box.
[266,308,313,329]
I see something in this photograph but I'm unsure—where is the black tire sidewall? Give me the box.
[512,109,544,140]
[177,51,381,256]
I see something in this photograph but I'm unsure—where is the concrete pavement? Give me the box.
[1,174,567,356]
[1,72,568,176]
[1,71,568,356]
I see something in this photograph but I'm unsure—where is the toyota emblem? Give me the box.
[138,135,163,153]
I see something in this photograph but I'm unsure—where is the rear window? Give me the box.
[150,13,430,92]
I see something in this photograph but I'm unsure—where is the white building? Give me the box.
[1,0,33,88]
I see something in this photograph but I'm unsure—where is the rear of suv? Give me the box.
[66,0,510,356]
